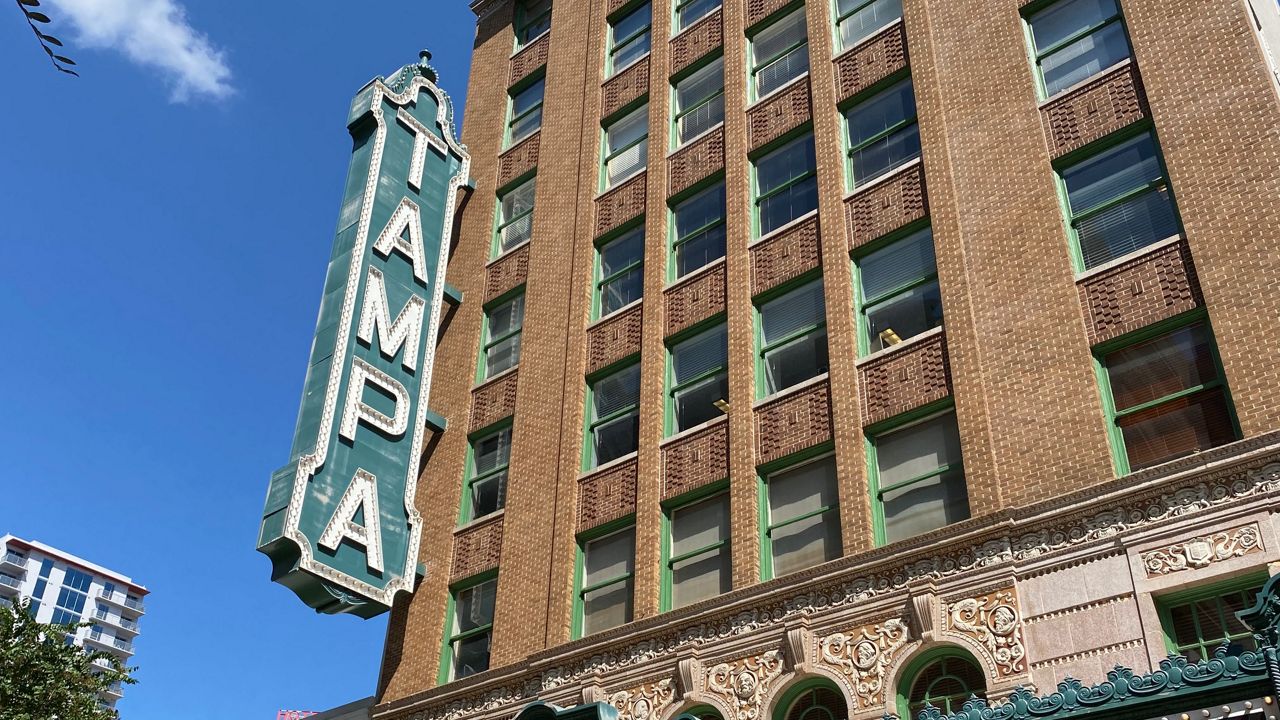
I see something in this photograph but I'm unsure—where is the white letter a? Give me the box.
[318,468,385,573]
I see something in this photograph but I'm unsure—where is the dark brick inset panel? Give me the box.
[484,244,530,303]
[661,417,729,500]
[746,0,795,28]
[750,213,821,296]
[602,56,650,120]
[497,131,540,189]
[451,514,504,581]
[834,22,909,103]
[668,126,725,198]
[665,261,727,337]
[469,370,519,433]
[670,7,723,76]
[578,458,638,532]
[1041,61,1149,159]
[508,33,550,87]
[748,77,812,152]
[607,0,632,16]
[858,332,952,427]
[754,379,833,465]
[595,171,648,237]
[586,303,643,374]
[1078,239,1203,346]
[845,163,928,251]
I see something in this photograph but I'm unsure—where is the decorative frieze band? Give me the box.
[1140,523,1263,576]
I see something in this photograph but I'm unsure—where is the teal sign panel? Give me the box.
[258,53,469,618]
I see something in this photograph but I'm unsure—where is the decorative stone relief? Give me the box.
[945,589,1025,677]
[706,650,785,720]
[817,618,910,710]
[1140,523,1263,576]
[609,678,677,720]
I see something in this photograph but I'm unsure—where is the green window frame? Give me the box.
[844,74,920,189]
[594,224,645,319]
[506,76,545,148]
[661,487,731,611]
[1094,312,1238,475]
[675,0,722,31]
[753,132,819,237]
[479,292,525,381]
[1157,574,1267,662]
[438,573,498,682]
[775,680,848,720]
[574,521,636,637]
[602,104,650,191]
[494,176,536,257]
[672,56,725,148]
[584,362,642,469]
[666,322,729,434]
[1058,129,1181,271]
[760,453,842,580]
[852,225,941,356]
[749,7,810,100]
[515,0,552,50]
[670,180,727,280]
[834,0,903,51]
[897,649,986,720]
[607,2,652,77]
[756,277,829,398]
[460,424,512,523]
[1023,0,1132,99]
[867,404,969,546]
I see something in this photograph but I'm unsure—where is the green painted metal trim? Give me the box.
[842,73,919,191]
[757,447,837,580]
[582,361,642,471]
[753,275,827,398]
[458,422,514,525]
[833,0,903,52]
[667,176,727,283]
[443,283,464,305]
[865,399,957,547]
[423,409,448,433]
[1020,0,1130,102]
[771,676,845,720]
[600,103,651,193]
[894,646,983,720]
[670,54,726,152]
[504,70,546,149]
[745,3,809,100]
[437,569,500,685]
[750,130,818,240]
[659,482,730,612]
[492,175,537,259]
[1155,570,1270,656]
[665,322,729,436]
[476,291,526,384]
[605,1,653,79]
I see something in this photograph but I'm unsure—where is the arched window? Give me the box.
[674,705,724,720]
[902,652,985,720]
[779,683,848,720]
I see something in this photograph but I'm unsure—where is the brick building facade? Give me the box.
[372,0,1280,719]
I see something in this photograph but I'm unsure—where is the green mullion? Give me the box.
[675,90,724,126]
[767,504,836,535]
[668,539,727,566]
[674,218,726,249]
[755,169,817,205]
[670,365,727,397]
[847,115,918,157]
[598,259,644,289]
[605,135,648,167]
[875,461,962,496]
[483,327,522,355]
[1069,180,1166,224]
[836,0,879,26]
[1033,14,1123,63]
[508,103,543,132]
[449,623,493,644]
[579,573,634,596]
[591,404,640,433]
[496,208,534,240]
[752,38,806,80]
[861,272,937,311]
[1111,381,1222,419]
[759,322,826,358]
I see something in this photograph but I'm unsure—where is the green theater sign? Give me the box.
[258,52,469,618]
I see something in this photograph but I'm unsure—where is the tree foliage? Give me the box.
[0,599,135,720]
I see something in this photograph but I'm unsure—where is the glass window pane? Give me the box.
[761,281,826,346]
[470,471,507,517]
[1040,20,1132,96]
[1063,133,1161,214]
[593,364,641,419]
[1029,0,1119,53]
[453,634,491,678]
[850,124,920,185]
[679,92,725,143]
[674,183,725,239]
[473,428,512,475]
[838,0,903,48]
[763,330,829,394]
[759,174,818,235]
[771,509,841,575]
[756,44,810,97]
[848,79,917,148]
[1075,186,1178,269]
[607,137,649,185]
[672,547,730,607]
[859,228,936,301]
[488,296,525,339]
[602,266,644,315]
[865,280,942,352]
[674,373,729,429]
[454,579,497,633]
[606,106,649,155]
[757,134,816,197]
[518,0,552,43]
[582,579,633,634]
[1119,387,1235,470]
[752,9,807,70]
[768,457,838,523]
[511,108,543,144]
[486,333,522,376]
[671,494,729,556]
[1169,602,1199,651]
[595,412,640,464]
[612,3,651,46]
[613,33,652,71]
[584,528,635,586]
[676,223,726,276]
[677,0,721,29]
[676,58,724,116]
[1105,324,1217,410]
[499,179,535,250]
[881,468,969,543]
[875,413,962,486]
[600,228,645,278]
[512,78,545,117]
[673,325,728,384]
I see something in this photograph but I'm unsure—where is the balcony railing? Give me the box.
[97,589,145,613]
[124,597,144,612]
[112,637,132,653]
[1,551,26,566]
[0,575,21,590]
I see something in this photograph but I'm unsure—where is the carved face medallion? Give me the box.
[852,640,878,670]
[990,605,1017,635]
[735,671,758,698]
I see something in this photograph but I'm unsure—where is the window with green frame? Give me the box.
[1060,130,1179,270]
[481,293,524,379]
[1025,0,1132,98]
[462,426,511,522]
[663,490,730,610]
[603,104,649,190]
[901,652,986,719]
[854,226,941,355]
[1159,577,1265,662]
[596,225,645,318]
[749,7,809,100]
[576,524,635,636]
[673,56,725,147]
[778,683,848,720]
[668,322,728,433]
[608,2,652,76]
[757,278,828,396]
[507,76,545,147]
[495,176,535,256]
[763,454,842,578]
[835,0,903,50]
[676,0,722,31]
[440,575,497,681]
[671,180,726,278]
[586,363,641,468]
[515,0,552,49]
[1096,317,1237,474]
[845,75,920,188]
[869,408,969,545]
[755,132,818,236]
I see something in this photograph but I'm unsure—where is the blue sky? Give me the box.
[0,1,477,716]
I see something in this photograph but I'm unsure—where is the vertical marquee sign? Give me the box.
[258,52,469,618]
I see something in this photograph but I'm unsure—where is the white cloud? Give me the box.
[45,0,233,102]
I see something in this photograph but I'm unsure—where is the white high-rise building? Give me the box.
[0,534,147,709]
